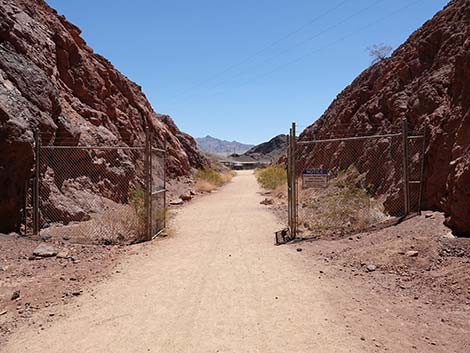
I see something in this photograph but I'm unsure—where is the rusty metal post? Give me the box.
[292,122,297,238]
[22,180,27,236]
[33,130,41,235]
[287,129,292,235]
[144,127,151,241]
[163,139,167,231]
[402,119,410,216]
[417,121,428,215]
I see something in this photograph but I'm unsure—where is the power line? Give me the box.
[175,0,426,105]
[165,0,350,103]
[169,0,387,105]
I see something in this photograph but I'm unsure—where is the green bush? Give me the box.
[256,166,287,190]
[129,186,145,217]
[196,168,224,187]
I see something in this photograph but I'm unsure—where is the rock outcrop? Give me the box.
[299,0,470,235]
[0,0,207,232]
[244,134,288,161]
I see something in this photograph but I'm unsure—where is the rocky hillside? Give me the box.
[244,134,288,161]
[195,135,254,156]
[299,0,470,235]
[0,0,207,233]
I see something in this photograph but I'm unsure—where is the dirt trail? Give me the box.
[4,171,376,352]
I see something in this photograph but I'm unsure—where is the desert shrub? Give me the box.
[128,186,146,238]
[221,170,236,183]
[196,168,224,187]
[195,168,235,192]
[298,167,388,238]
[152,206,168,231]
[129,186,145,216]
[367,43,392,64]
[256,166,287,190]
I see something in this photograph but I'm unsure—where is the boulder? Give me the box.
[33,243,58,257]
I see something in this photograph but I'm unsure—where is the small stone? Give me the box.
[260,198,274,205]
[56,250,70,259]
[71,291,81,296]
[0,310,7,316]
[33,243,58,257]
[180,194,192,202]
[296,248,302,252]
[360,336,366,341]
[40,233,51,241]
[11,290,20,300]
[170,199,184,206]
[406,250,419,257]
[366,264,377,272]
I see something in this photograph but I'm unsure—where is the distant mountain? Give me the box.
[244,134,288,161]
[196,136,254,155]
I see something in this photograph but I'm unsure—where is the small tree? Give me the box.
[367,43,392,64]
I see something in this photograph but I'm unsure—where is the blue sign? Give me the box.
[303,168,328,175]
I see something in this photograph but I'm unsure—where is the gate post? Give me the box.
[287,129,292,236]
[33,130,41,235]
[417,120,428,215]
[402,119,410,216]
[144,127,152,241]
[291,122,297,238]
[163,140,167,231]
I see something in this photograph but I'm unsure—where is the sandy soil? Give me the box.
[0,234,127,340]
[2,171,469,352]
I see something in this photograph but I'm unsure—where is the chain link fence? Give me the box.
[150,147,166,238]
[287,121,425,241]
[28,132,166,244]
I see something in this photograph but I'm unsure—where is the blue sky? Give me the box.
[46,0,448,144]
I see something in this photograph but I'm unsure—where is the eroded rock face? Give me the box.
[0,0,207,232]
[299,0,470,235]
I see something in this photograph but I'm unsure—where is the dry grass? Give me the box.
[195,168,235,193]
[221,170,236,183]
[195,179,218,193]
[44,204,146,245]
[297,166,389,238]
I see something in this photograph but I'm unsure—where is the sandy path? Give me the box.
[3,171,368,353]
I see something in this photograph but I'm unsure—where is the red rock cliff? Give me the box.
[299,0,470,235]
[0,0,207,232]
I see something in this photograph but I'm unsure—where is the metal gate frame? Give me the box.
[287,120,426,240]
[29,128,167,242]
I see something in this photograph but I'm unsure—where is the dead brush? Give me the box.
[195,179,218,193]
[298,166,389,238]
[195,168,235,192]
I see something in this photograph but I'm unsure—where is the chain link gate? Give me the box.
[287,120,425,241]
[28,129,167,244]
